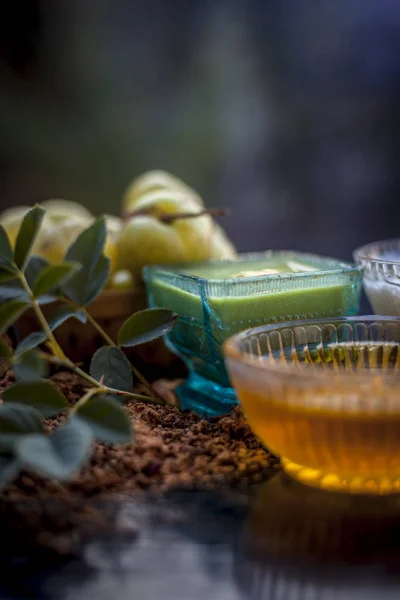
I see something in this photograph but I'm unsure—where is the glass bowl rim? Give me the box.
[354,238,400,267]
[223,315,400,379]
[143,250,360,285]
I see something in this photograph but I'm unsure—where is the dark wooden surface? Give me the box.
[1,473,400,600]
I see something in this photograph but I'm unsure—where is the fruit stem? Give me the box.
[160,207,230,224]
[124,207,229,223]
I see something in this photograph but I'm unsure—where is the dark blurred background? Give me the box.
[0,0,399,260]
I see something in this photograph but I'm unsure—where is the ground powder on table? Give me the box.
[0,372,278,554]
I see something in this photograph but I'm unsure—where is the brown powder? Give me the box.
[0,371,279,555]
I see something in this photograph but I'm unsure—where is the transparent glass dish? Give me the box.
[224,316,400,494]
[354,238,400,315]
[144,252,362,417]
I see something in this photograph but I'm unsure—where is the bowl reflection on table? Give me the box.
[235,473,400,600]
[224,316,400,494]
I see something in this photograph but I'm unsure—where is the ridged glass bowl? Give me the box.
[224,316,400,494]
[144,252,362,417]
[354,238,400,315]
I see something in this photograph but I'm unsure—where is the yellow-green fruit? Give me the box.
[117,190,213,277]
[122,169,203,216]
[208,222,237,260]
[108,269,135,290]
[0,202,93,259]
[104,215,123,276]
[34,214,93,263]
[41,199,93,223]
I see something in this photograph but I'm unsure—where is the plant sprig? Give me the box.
[0,205,178,486]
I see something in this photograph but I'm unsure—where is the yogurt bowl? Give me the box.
[354,238,400,315]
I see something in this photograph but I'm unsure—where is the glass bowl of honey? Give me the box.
[223,316,400,495]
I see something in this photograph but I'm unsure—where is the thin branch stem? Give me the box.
[70,387,99,413]
[18,271,67,361]
[60,298,161,401]
[40,352,158,404]
[106,388,165,405]
[42,352,103,388]
[85,310,115,346]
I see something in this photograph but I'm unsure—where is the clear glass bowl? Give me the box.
[144,251,362,417]
[354,238,400,315]
[224,316,400,494]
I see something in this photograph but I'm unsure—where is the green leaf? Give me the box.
[0,336,12,360]
[0,225,14,266]
[32,262,80,298]
[25,256,59,305]
[0,225,16,282]
[16,419,93,481]
[2,379,68,417]
[118,308,178,348]
[14,205,46,271]
[63,217,107,305]
[0,299,30,334]
[72,395,133,444]
[0,402,44,452]
[0,281,28,302]
[14,331,47,357]
[84,254,110,305]
[0,455,20,487]
[47,305,87,328]
[90,346,133,392]
[25,256,49,287]
[14,306,87,357]
[13,349,49,382]
[0,270,17,283]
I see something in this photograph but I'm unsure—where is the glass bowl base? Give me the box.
[175,374,238,417]
[282,458,400,495]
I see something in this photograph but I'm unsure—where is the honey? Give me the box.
[239,387,400,493]
[225,320,400,495]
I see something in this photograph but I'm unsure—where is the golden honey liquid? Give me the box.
[235,342,400,493]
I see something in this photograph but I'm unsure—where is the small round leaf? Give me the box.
[14,331,47,357]
[73,395,133,444]
[0,402,44,451]
[14,306,87,357]
[16,419,93,481]
[118,308,178,347]
[13,349,49,382]
[0,336,12,360]
[0,299,30,335]
[32,262,81,298]
[2,379,68,417]
[47,305,87,329]
[90,346,133,392]
[63,217,107,305]
[0,455,20,487]
[25,256,50,287]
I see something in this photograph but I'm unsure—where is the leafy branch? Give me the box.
[0,205,178,486]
